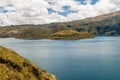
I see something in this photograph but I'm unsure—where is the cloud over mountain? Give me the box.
[0,0,120,26]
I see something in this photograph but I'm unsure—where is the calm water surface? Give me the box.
[0,37,120,80]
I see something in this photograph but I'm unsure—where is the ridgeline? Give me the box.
[0,10,120,39]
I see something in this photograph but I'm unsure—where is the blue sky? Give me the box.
[0,0,120,26]
[48,6,77,16]
[76,0,99,4]
[48,0,99,17]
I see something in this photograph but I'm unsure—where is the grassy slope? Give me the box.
[0,46,56,80]
[48,30,93,40]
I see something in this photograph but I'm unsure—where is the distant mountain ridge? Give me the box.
[74,10,120,23]
[65,10,120,35]
[0,10,120,38]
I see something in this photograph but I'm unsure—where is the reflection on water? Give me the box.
[0,37,120,80]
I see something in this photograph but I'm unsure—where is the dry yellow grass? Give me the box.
[0,46,56,80]
[48,30,93,40]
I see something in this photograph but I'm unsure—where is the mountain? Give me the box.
[0,10,120,38]
[0,46,56,80]
[50,10,120,36]
[66,10,120,35]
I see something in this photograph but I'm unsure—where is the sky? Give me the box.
[0,0,120,26]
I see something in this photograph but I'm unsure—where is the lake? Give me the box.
[0,37,120,80]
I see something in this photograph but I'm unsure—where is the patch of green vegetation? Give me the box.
[48,30,93,40]
[0,46,56,80]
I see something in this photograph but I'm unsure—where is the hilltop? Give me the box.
[0,46,56,80]
[48,30,93,40]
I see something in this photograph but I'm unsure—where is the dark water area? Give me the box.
[0,37,120,80]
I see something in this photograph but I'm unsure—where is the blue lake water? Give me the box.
[0,37,120,80]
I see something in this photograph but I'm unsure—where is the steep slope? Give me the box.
[0,46,56,80]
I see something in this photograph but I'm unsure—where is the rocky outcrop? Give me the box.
[0,46,56,80]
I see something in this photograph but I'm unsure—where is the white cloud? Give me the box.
[0,0,120,26]
[84,0,92,4]
[46,0,79,12]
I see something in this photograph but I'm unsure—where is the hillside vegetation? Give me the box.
[48,30,93,40]
[0,46,56,80]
